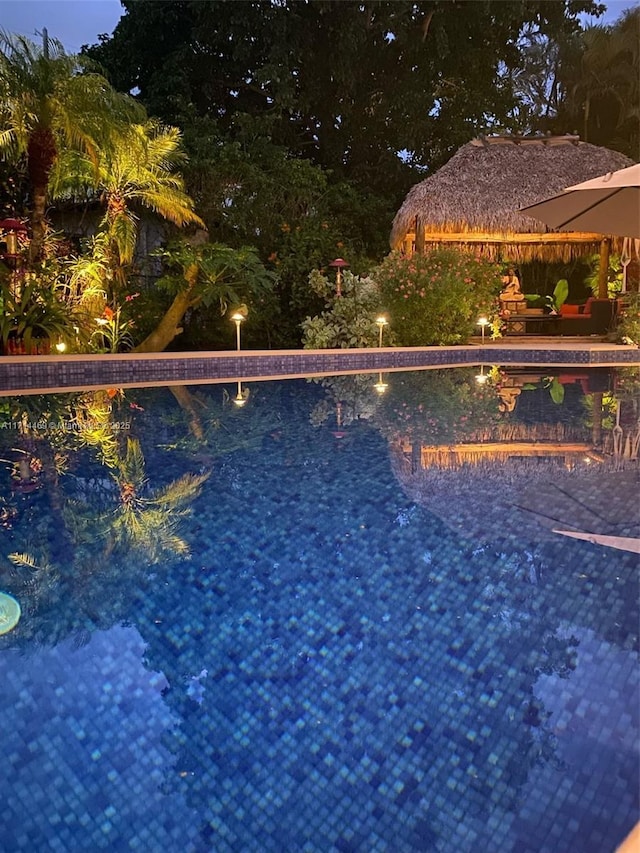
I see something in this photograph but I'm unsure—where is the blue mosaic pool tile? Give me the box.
[0,374,638,852]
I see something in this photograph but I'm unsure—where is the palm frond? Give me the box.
[151,471,210,508]
[8,552,54,573]
[116,438,147,489]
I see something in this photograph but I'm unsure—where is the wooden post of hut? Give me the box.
[415,216,425,255]
[597,238,611,299]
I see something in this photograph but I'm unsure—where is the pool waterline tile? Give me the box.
[1,342,638,395]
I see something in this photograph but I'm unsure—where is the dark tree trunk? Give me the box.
[132,289,197,353]
[26,127,57,265]
[133,262,201,353]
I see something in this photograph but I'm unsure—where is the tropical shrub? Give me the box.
[90,303,136,354]
[614,292,640,346]
[373,249,502,346]
[546,278,569,313]
[373,368,500,445]
[583,252,626,298]
[0,272,75,353]
[301,269,390,349]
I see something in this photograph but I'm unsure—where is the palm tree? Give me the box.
[108,437,210,561]
[64,428,209,563]
[55,126,272,353]
[87,436,210,562]
[554,8,639,156]
[0,30,143,264]
[51,120,205,282]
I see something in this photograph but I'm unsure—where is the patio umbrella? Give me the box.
[520,163,640,239]
[552,529,640,554]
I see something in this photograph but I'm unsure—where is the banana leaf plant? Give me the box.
[545,278,569,314]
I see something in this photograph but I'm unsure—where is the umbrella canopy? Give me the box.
[520,163,640,239]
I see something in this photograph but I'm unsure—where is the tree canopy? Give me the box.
[2,2,636,351]
[83,0,624,344]
[88,0,606,188]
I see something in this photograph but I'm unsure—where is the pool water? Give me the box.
[0,367,638,852]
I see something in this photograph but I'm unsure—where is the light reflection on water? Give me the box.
[0,366,638,852]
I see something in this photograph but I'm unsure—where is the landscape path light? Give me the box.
[477,315,490,345]
[475,364,489,384]
[233,380,248,407]
[373,372,388,394]
[375,315,388,347]
[329,258,349,297]
[230,311,246,350]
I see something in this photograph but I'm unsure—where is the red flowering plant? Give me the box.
[372,369,502,446]
[372,248,502,345]
[90,296,138,353]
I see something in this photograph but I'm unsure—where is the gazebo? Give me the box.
[390,135,634,296]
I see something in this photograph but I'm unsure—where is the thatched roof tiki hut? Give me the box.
[390,135,634,296]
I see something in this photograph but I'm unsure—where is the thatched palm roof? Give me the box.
[390,135,635,261]
[388,443,639,545]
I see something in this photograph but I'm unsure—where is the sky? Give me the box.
[0,0,636,54]
[0,0,124,53]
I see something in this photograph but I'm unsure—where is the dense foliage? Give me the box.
[374,249,502,346]
[301,269,388,349]
[615,293,640,346]
[0,33,275,352]
[82,0,622,343]
[1,3,637,351]
[547,8,638,158]
[88,1,604,181]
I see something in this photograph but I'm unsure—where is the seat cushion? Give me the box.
[559,303,581,316]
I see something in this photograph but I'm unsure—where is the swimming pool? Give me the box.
[0,366,638,852]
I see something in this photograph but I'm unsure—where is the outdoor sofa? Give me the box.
[558,297,616,335]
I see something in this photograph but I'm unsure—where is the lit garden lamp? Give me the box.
[0,218,27,263]
[331,400,347,439]
[373,373,388,394]
[55,341,67,354]
[477,315,490,345]
[375,315,388,347]
[233,380,249,407]
[329,258,349,297]
[230,310,246,350]
[475,364,489,384]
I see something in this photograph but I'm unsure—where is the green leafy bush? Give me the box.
[0,272,74,353]
[301,269,389,349]
[615,292,640,346]
[372,249,502,346]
